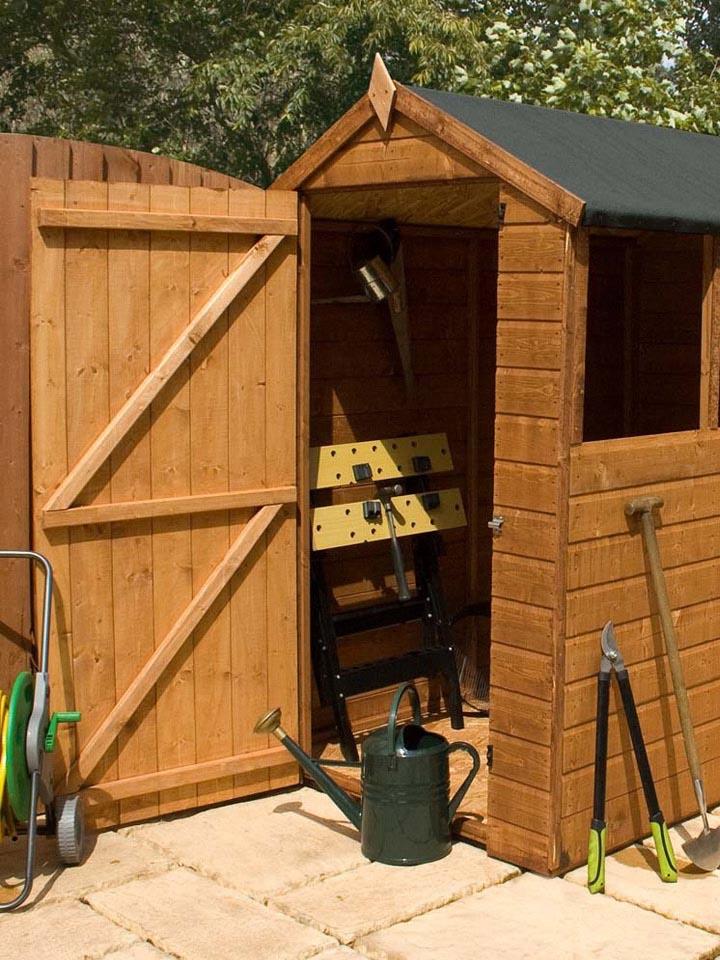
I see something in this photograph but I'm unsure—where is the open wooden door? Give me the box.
[30,178,300,827]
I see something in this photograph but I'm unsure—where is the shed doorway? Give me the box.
[306,201,499,840]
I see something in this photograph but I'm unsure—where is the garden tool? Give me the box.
[0,551,84,911]
[255,682,480,866]
[626,496,720,871]
[588,621,677,894]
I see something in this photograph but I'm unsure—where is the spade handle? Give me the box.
[633,507,704,798]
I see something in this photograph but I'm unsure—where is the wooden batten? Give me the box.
[701,235,720,428]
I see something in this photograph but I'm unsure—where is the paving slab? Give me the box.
[272,840,519,943]
[107,944,173,959]
[0,899,138,959]
[355,873,720,960]
[566,843,720,934]
[124,787,366,898]
[86,866,336,960]
[314,949,368,959]
[0,830,173,909]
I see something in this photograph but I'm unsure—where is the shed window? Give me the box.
[582,232,704,441]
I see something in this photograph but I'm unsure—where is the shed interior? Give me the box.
[306,183,499,833]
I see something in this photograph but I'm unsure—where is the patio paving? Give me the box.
[0,786,716,960]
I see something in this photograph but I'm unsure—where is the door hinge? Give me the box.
[486,743,494,769]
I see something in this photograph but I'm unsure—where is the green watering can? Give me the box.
[254,682,480,866]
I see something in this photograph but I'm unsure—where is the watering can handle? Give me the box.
[386,683,422,753]
[447,741,481,820]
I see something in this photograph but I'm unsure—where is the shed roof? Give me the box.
[410,86,720,234]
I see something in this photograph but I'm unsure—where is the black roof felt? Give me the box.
[411,85,720,233]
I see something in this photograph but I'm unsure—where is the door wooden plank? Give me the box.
[30,179,75,781]
[64,179,118,827]
[227,188,272,797]
[188,186,233,807]
[0,137,33,691]
[148,183,196,815]
[265,190,299,792]
[71,504,283,787]
[107,182,157,824]
[45,233,285,512]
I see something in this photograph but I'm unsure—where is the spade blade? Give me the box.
[682,826,720,871]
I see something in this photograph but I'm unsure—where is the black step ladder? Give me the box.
[310,434,466,761]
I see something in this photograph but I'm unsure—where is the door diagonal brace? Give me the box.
[45,233,285,512]
[69,503,284,788]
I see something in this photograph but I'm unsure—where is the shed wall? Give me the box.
[559,431,720,868]
[0,134,252,693]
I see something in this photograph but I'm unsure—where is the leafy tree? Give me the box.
[1,0,719,186]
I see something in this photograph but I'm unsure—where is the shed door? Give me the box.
[30,178,299,826]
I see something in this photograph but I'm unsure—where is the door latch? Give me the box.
[488,515,505,536]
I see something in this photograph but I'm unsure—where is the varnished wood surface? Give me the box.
[487,186,571,873]
[0,133,251,695]
[560,430,720,869]
[30,182,300,828]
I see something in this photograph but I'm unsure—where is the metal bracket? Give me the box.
[362,500,382,521]
[352,463,373,482]
[488,515,505,536]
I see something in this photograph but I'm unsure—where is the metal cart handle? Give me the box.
[0,551,53,675]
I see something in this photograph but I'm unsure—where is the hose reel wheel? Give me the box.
[55,794,85,866]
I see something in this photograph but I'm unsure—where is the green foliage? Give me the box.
[1,0,719,185]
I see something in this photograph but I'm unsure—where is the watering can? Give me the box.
[254,682,480,866]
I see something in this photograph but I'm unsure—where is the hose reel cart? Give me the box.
[0,551,84,911]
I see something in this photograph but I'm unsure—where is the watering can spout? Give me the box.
[254,708,362,831]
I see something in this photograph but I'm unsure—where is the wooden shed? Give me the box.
[3,57,720,876]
